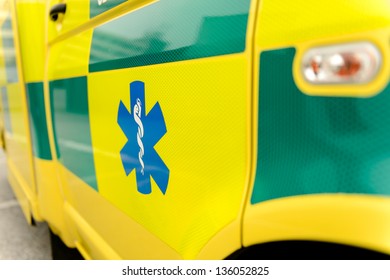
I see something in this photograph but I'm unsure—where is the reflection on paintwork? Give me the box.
[89,0,250,72]
[2,83,34,189]
[0,9,34,191]
[1,87,11,133]
[252,48,390,204]
[1,17,18,83]
[48,30,93,80]
[25,82,52,160]
[90,0,127,18]
[50,77,98,190]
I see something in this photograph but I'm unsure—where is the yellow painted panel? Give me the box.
[243,194,390,255]
[48,30,92,80]
[0,0,9,150]
[15,0,46,82]
[5,83,33,189]
[7,157,31,223]
[0,119,3,149]
[256,0,390,49]
[59,164,181,259]
[0,0,39,223]
[0,21,6,86]
[196,219,241,260]
[33,157,75,244]
[0,0,9,26]
[89,54,249,259]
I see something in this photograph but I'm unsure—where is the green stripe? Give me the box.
[2,17,18,83]
[1,87,12,133]
[25,82,52,160]
[50,77,98,191]
[251,48,390,204]
[89,0,250,72]
[90,0,127,18]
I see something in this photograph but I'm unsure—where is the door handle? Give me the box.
[49,3,67,22]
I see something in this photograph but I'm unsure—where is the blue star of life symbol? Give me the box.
[117,81,169,195]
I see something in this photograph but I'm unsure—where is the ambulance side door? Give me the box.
[48,0,254,259]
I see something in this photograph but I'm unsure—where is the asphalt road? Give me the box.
[0,150,51,260]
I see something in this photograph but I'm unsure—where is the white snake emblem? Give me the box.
[133,98,145,175]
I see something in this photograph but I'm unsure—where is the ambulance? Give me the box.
[1,0,390,259]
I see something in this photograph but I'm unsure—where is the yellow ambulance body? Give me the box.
[1,0,390,259]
